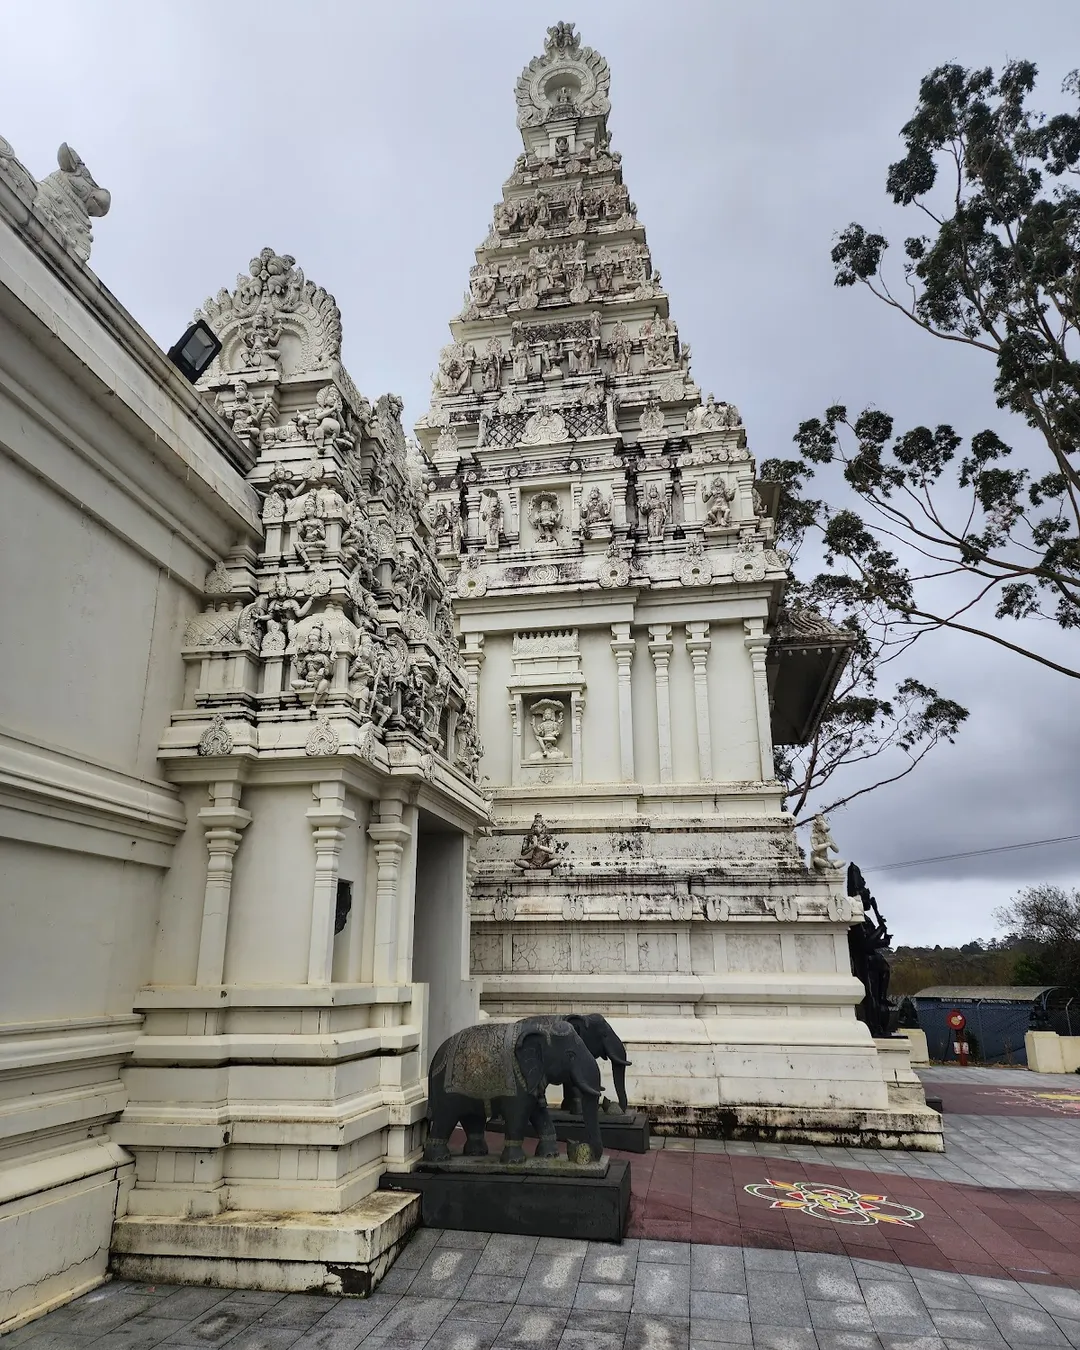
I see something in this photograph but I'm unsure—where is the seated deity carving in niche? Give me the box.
[529,698,565,760]
[514,813,557,870]
[291,621,333,711]
[580,486,612,538]
[702,476,735,528]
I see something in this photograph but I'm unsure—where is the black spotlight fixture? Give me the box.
[167,319,221,383]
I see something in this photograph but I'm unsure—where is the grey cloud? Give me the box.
[3,0,1078,944]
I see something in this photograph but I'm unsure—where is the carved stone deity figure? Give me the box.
[480,337,503,391]
[217,378,264,445]
[347,629,381,716]
[642,315,677,371]
[310,384,352,452]
[437,342,475,396]
[257,571,313,650]
[810,814,843,872]
[529,699,565,759]
[580,487,612,538]
[470,261,498,307]
[242,298,282,370]
[610,321,632,375]
[514,813,557,870]
[294,494,327,565]
[511,340,531,383]
[291,621,333,709]
[541,337,562,380]
[32,143,111,263]
[702,476,735,528]
[481,490,504,549]
[643,483,667,541]
[528,491,563,544]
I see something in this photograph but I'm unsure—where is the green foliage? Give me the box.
[791,61,1080,676]
[890,933,1034,995]
[995,884,1080,987]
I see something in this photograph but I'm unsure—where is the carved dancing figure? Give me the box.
[701,476,735,528]
[257,571,313,648]
[528,492,563,544]
[514,813,557,870]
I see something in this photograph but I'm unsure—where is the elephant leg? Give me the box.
[561,1087,583,1115]
[460,1109,489,1157]
[422,1096,458,1162]
[498,1099,528,1165]
[531,1098,560,1159]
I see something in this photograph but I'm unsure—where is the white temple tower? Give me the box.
[418,23,940,1147]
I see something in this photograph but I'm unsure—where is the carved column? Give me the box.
[462,633,485,715]
[648,624,674,784]
[685,622,713,783]
[368,798,412,984]
[570,691,585,785]
[509,693,524,786]
[195,782,252,986]
[306,782,356,984]
[610,623,636,782]
[744,617,775,781]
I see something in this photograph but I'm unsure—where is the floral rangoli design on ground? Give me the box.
[744,1179,925,1226]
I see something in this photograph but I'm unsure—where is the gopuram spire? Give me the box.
[417,20,772,592]
[415,30,936,1153]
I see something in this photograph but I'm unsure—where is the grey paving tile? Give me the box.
[353,1294,454,1348]
[745,1272,811,1330]
[555,1328,623,1350]
[983,1296,1069,1345]
[573,1281,633,1312]
[690,1292,749,1322]
[748,1328,818,1349]
[689,1319,753,1346]
[1025,1284,1080,1321]
[460,1274,524,1304]
[963,1275,1040,1308]
[691,1247,746,1296]
[309,1293,399,1331]
[1053,1316,1080,1350]
[199,1331,303,1350]
[445,1300,513,1327]
[88,1318,191,1350]
[373,1265,417,1294]
[491,1304,570,1347]
[927,1307,1010,1344]
[634,1263,692,1318]
[909,1280,982,1312]
[583,1244,637,1285]
[290,1326,370,1350]
[623,1313,690,1350]
[878,1337,946,1350]
[851,1262,913,1286]
[437,1230,492,1250]
[214,1291,286,1307]
[171,1303,263,1343]
[534,1237,590,1258]
[808,1300,873,1331]
[475,1236,538,1278]
[814,1334,883,1350]
[394,1227,443,1269]
[641,1241,693,1266]
[408,1247,483,1300]
[0,1333,97,1350]
[515,1250,584,1307]
[797,1256,860,1305]
[152,1289,234,1324]
[423,1319,502,1350]
[252,1295,342,1330]
[744,1250,799,1274]
[63,1294,159,1335]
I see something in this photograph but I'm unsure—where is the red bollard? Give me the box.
[947,1009,968,1066]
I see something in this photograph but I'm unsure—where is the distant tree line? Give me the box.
[890,884,1080,994]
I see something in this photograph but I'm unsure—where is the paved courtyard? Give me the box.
[11,1068,1080,1350]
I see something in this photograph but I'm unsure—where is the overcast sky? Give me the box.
[3,0,1078,945]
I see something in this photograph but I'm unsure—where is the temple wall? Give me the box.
[0,201,260,1330]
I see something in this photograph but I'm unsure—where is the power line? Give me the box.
[864,833,1080,873]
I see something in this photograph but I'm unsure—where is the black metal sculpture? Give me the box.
[847,862,896,1038]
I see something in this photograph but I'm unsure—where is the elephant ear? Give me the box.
[516,1031,546,1096]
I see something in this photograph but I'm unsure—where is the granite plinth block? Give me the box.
[488,1109,651,1153]
[378,1158,631,1242]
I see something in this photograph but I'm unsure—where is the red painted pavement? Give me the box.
[613,1145,1080,1288]
[928,1077,1080,1116]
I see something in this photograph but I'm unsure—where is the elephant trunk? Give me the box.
[579,1089,603,1161]
[612,1059,629,1114]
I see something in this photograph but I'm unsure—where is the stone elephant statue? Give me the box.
[424,1016,603,1164]
[545,1013,630,1114]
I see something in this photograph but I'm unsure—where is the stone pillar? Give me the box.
[368,798,412,984]
[509,693,523,786]
[744,618,775,782]
[462,633,485,714]
[685,622,713,783]
[195,782,251,986]
[571,690,585,785]
[648,624,674,784]
[610,623,636,782]
[306,782,357,984]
